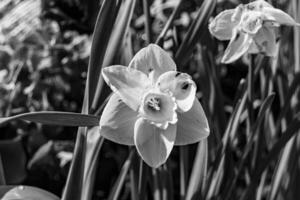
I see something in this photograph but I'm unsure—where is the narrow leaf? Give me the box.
[82,127,104,200]
[185,139,208,200]
[175,0,216,66]
[91,0,136,111]
[108,150,135,200]
[0,111,99,127]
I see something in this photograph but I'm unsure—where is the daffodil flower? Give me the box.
[100,44,209,168]
[209,0,300,63]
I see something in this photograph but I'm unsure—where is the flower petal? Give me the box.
[102,65,151,111]
[221,30,253,64]
[139,89,177,129]
[240,11,263,34]
[99,93,138,145]
[263,7,300,26]
[175,99,209,145]
[134,118,176,168]
[128,44,176,82]
[209,9,239,41]
[249,26,277,57]
[156,71,196,112]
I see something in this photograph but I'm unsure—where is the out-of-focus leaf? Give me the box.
[0,136,26,184]
[142,0,152,44]
[293,0,300,72]
[129,152,140,200]
[108,150,135,200]
[1,185,59,200]
[223,93,275,200]
[27,141,54,170]
[242,113,300,200]
[185,139,208,200]
[275,73,300,132]
[256,170,267,200]
[175,0,216,66]
[0,111,99,127]
[205,92,246,199]
[155,0,184,46]
[138,160,149,199]
[0,155,6,185]
[180,146,188,199]
[267,136,295,200]
[251,93,275,169]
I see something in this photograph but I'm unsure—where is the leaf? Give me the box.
[1,185,60,200]
[108,150,135,200]
[91,0,137,111]
[86,0,121,109]
[62,1,122,199]
[268,136,295,200]
[185,139,208,200]
[82,127,104,200]
[241,113,300,200]
[0,136,26,184]
[155,0,184,46]
[179,146,188,199]
[62,127,87,200]
[0,156,5,185]
[205,92,247,199]
[138,160,149,199]
[0,111,99,127]
[223,93,275,199]
[175,0,216,66]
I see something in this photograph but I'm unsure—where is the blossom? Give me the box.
[100,44,209,168]
[209,0,300,64]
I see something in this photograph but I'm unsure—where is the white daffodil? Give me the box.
[209,0,300,64]
[100,44,209,168]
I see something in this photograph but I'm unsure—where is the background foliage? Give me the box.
[0,0,300,200]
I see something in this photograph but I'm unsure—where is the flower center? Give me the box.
[147,97,161,111]
[240,11,263,34]
[139,90,178,129]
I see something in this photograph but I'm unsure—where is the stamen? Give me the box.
[147,97,161,111]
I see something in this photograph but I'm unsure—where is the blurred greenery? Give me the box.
[0,0,300,200]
